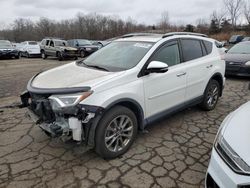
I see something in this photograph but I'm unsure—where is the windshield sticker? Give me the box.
[134,43,152,49]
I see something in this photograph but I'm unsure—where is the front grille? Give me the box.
[29,92,55,123]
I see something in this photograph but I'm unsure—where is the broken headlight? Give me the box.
[49,91,93,108]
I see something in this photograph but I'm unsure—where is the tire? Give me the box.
[80,50,86,58]
[58,52,64,61]
[18,52,22,58]
[15,55,19,59]
[95,106,138,159]
[41,51,47,59]
[200,79,220,111]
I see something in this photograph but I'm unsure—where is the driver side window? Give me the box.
[151,41,180,67]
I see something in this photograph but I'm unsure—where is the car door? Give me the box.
[44,40,51,55]
[142,40,187,118]
[180,39,211,101]
[47,40,56,56]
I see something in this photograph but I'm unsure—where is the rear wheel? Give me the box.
[95,106,138,159]
[58,52,64,61]
[18,52,22,58]
[200,79,220,111]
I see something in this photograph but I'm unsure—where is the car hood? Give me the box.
[223,101,250,165]
[31,62,124,89]
[225,53,250,63]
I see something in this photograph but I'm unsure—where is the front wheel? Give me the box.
[200,79,220,111]
[41,51,47,59]
[80,50,86,58]
[95,106,138,159]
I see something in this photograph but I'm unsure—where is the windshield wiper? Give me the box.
[79,61,109,72]
[87,65,109,72]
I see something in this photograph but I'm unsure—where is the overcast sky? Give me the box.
[0,0,225,28]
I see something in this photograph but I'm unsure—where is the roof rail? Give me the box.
[162,32,208,38]
[121,32,160,38]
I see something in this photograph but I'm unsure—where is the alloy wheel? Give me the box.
[105,115,133,152]
[206,84,219,108]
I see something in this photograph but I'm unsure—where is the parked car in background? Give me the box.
[18,41,41,58]
[67,39,100,58]
[40,38,78,61]
[229,35,244,44]
[242,36,250,42]
[0,40,19,59]
[206,101,250,188]
[20,32,225,159]
[225,41,250,77]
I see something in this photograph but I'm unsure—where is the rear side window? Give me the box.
[204,41,213,54]
[181,39,203,62]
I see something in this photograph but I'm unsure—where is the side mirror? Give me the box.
[225,49,228,53]
[146,61,169,74]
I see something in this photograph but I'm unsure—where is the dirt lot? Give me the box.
[0,58,249,188]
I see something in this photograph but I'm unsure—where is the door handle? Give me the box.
[206,65,213,68]
[176,72,186,77]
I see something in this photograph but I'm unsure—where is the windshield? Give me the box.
[54,40,68,47]
[81,41,153,71]
[228,43,250,54]
[0,41,13,49]
[77,39,92,45]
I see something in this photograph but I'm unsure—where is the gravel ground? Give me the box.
[0,58,249,188]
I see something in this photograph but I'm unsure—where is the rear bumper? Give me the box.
[226,65,250,77]
[206,148,250,188]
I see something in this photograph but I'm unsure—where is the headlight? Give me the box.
[215,114,250,175]
[245,61,250,66]
[49,91,93,108]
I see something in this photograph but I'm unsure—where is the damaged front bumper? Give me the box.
[20,89,103,146]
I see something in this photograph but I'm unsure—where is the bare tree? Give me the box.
[196,18,209,33]
[223,0,243,28]
[159,11,170,32]
[211,10,227,28]
[244,0,250,24]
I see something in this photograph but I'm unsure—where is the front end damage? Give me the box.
[20,77,103,146]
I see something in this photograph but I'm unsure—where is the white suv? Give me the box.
[20,32,226,159]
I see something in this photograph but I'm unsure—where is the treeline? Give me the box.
[1,0,250,42]
[0,13,150,42]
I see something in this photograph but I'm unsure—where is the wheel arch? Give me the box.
[105,98,145,130]
[206,72,224,96]
[86,98,145,148]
